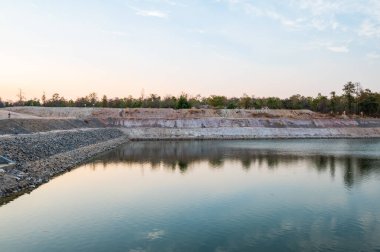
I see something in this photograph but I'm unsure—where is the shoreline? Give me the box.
[128,136,380,141]
[0,128,128,204]
[1,129,379,204]
[121,127,380,140]
[1,107,380,203]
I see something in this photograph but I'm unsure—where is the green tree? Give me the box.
[101,95,108,107]
[176,94,191,109]
[87,92,98,107]
[312,93,329,113]
[45,93,66,107]
[207,95,227,108]
[161,96,177,108]
[188,95,202,109]
[358,89,380,116]
[265,97,283,109]
[239,94,253,109]
[343,81,356,114]
[143,94,161,108]
[24,98,41,106]
[226,97,239,109]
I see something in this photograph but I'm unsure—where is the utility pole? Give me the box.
[16,89,25,105]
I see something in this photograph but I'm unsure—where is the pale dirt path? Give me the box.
[0,109,40,119]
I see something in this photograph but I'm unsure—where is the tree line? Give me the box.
[0,82,379,116]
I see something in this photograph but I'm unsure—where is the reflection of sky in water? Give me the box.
[145,229,165,240]
[0,140,380,251]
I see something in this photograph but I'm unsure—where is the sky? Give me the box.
[0,0,380,101]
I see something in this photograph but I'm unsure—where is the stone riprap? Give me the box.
[0,118,106,135]
[0,128,127,201]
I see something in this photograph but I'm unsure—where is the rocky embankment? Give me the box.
[115,117,380,139]
[0,118,105,135]
[121,126,380,140]
[5,107,380,139]
[0,128,127,202]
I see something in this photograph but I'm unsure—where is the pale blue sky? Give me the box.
[0,0,379,100]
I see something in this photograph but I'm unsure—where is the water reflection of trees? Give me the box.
[92,141,380,187]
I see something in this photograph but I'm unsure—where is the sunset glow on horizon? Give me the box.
[1,0,379,101]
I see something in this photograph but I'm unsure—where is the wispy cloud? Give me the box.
[305,40,350,53]
[264,10,304,29]
[219,0,380,35]
[294,0,342,16]
[136,9,168,19]
[294,0,380,35]
[327,46,349,53]
[309,18,341,31]
[366,52,380,59]
[223,1,304,29]
[159,0,187,7]
[358,20,380,38]
[188,28,206,34]
[102,30,128,37]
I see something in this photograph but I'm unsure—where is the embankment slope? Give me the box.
[5,107,380,139]
[0,128,127,201]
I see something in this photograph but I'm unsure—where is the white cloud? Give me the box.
[233,3,304,29]
[220,0,380,35]
[295,0,380,34]
[188,28,206,34]
[358,20,380,38]
[305,40,350,53]
[366,52,380,59]
[219,1,333,30]
[294,0,342,15]
[102,30,127,36]
[309,18,341,31]
[288,1,346,31]
[160,0,187,7]
[265,10,304,28]
[136,10,168,19]
[327,46,349,53]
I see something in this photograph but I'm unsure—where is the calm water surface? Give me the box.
[1,139,380,252]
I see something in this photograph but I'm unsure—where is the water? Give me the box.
[1,139,380,252]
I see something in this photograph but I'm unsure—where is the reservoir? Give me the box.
[1,139,380,251]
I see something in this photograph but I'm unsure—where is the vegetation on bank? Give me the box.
[0,82,379,116]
